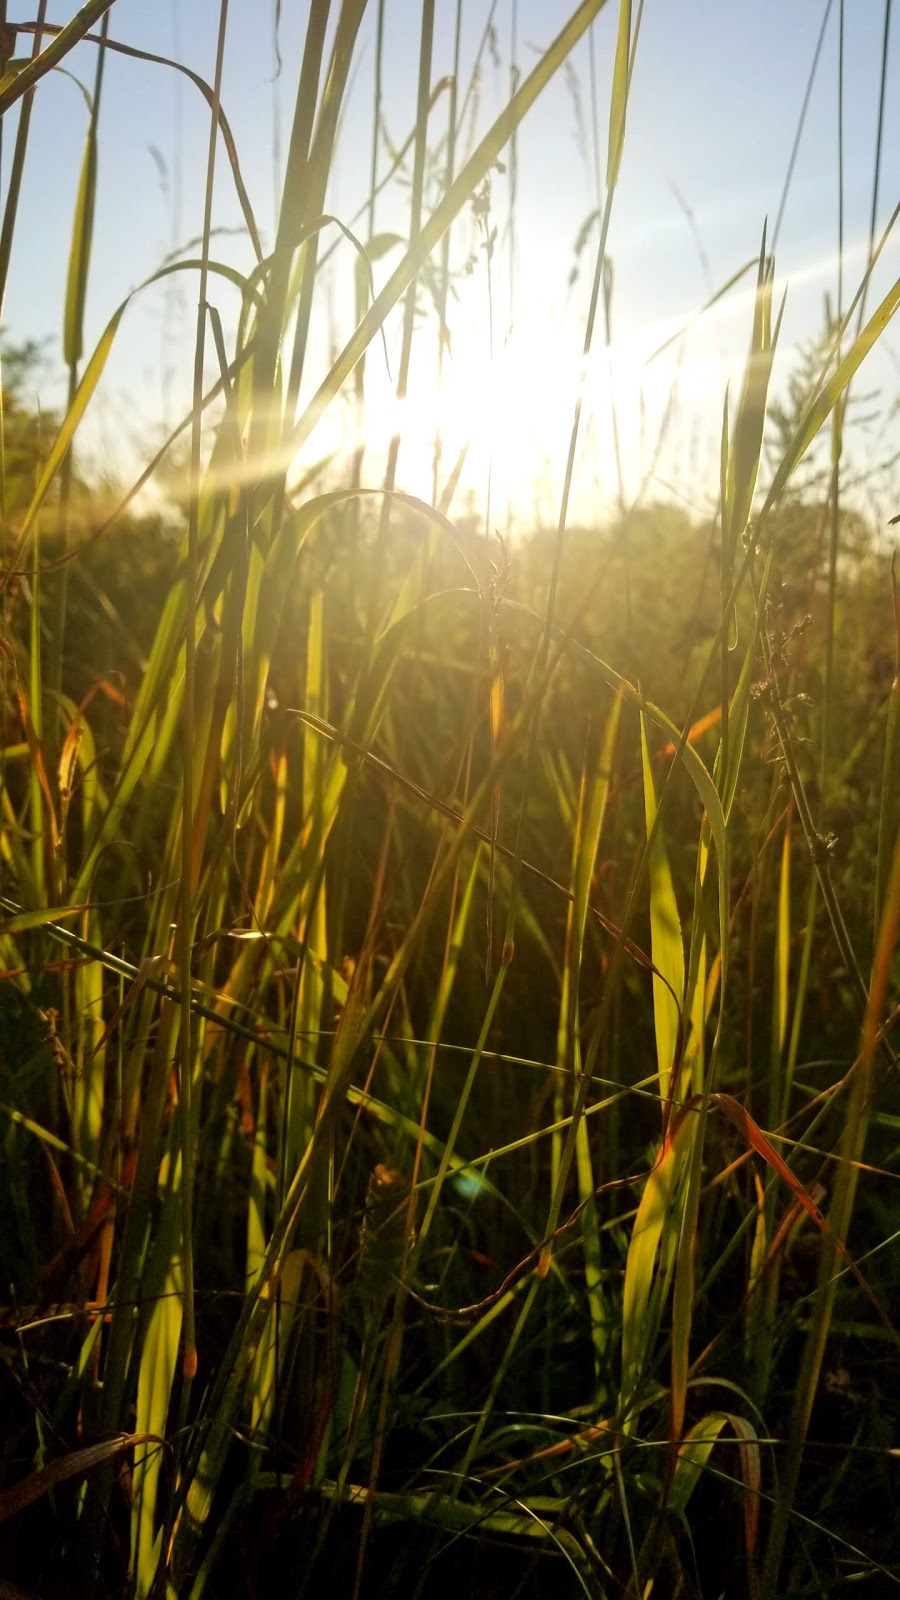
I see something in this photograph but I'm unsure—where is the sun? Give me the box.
[289,300,725,529]
[361,325,586,525]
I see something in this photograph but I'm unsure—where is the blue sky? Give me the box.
[2,0,899,527]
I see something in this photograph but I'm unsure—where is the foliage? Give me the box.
[1,5,900,1599]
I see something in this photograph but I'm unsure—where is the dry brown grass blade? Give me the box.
[669,1091,900,1347]
[0,1433,160,1522]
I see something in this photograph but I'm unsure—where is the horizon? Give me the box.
[1,2,899,534]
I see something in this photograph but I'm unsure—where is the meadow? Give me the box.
[1,3,900,1596]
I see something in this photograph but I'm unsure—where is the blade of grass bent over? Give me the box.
[0,0,116,115]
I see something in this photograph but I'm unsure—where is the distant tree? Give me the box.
[0,335,179,700]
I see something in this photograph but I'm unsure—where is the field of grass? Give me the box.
[1,3,900,1596]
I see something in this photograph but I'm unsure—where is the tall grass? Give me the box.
[1,3,899,1597]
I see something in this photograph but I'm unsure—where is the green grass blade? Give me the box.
[285,0,613,468]
[761,269,900,523]
[63,93,97,367]
[0,1,116,115]
[621,1113,692,1419]
[640,714,685,1104]
[606,0,631,191]
[874,553,899,938]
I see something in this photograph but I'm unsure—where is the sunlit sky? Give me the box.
[3,0,900,530]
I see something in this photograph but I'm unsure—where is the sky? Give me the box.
[2,0,899,531]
